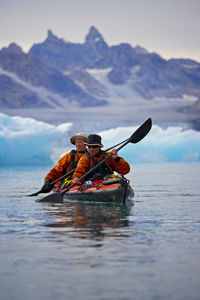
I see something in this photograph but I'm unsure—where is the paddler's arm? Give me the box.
[44,153,70,182]
[108,149,130,175]
[111,148,118,159]
[72,155,90,184]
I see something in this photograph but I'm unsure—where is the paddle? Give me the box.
[28,169,75,196]
[104,139,129,151]
[38,118,152,203]
[29,141,126,197]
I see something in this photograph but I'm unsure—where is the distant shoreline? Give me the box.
[1,97,199,132]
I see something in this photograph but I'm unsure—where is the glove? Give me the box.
[41,178,53,193]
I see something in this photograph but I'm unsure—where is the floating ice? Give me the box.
[0,113,200,166]
[0,113,72,166]
[100,124,200,163]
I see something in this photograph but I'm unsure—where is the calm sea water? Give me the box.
[0,162,200,300]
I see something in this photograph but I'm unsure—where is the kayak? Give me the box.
[34,118,152,204]
[54,175,134,204]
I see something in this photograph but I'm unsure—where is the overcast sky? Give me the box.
[0,0,199,62]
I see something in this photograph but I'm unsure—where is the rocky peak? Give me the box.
[85,26,103,42]
[45,29,67,46]
[84,26,109,55]
[0,43,23,55]
[47,29,55,38]
[29,29,69,68]
[47,29,59,42]
[134,45,149,54]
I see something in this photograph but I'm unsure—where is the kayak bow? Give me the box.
[38,175,134,204]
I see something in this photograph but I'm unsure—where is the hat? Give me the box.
[85,134,104,147]
[70,132,88,145]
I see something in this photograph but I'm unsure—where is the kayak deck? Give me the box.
[56,176,134,204]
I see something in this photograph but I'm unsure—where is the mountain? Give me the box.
[0,26,200,129]
[86,43,200,99]
[0,73,47,108]
[29,26,109,71]
[0,40,107,108]
[28,28,200,100]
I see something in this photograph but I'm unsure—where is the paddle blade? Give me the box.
[37,193,63,203]
[28,191,40,197]
[129,118,152,143]
[28,190,44,197]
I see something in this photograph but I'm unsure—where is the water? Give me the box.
[0,162,200,300]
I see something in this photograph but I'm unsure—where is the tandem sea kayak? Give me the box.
[39,175,134,204]
[33,118,152,204]
[63,175,134,204]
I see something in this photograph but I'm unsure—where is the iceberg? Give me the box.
[0,113,200,166]
[0,113,72,166]
[99,125,200,163]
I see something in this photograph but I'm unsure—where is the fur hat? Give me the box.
[70,132,88,145]
[85,134,104,147]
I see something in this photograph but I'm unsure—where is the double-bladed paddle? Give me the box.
[29,137,128,197]
[28,169,75,196]
[104,139,129,151]
[38,118,152,203]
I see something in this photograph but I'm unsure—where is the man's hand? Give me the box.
[41,179,53,193]
[111,148,118,159]
[73,177,81,185]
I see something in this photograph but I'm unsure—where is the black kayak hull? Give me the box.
[62,183,134,204]
[37,176,134,204]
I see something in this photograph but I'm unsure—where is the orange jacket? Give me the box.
[45,151,85,182]
[72,151,130,180]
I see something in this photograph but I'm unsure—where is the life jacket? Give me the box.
[69,150,78,171]
[55,150,86,189]
[85,150,113,180]
[64,150,83,179]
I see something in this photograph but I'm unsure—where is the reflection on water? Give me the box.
[43,201,134,241]
[1,163,200,300]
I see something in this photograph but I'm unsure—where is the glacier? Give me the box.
[0,113,200,166]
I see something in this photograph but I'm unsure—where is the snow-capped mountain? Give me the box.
[0,26,200,129]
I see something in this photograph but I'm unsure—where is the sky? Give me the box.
[0,0,199,62]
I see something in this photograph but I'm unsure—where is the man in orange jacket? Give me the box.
[41,132,88,193]
[72,134,130,185]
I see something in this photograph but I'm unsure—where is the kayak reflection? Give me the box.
[43,201,134,240]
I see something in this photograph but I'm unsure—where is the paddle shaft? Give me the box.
[48,142,124,185]
[28,168,75,196]
[38,118,152,202]
[61,138,131,195]
[104,139,129,151]
[50,141,129,188]
[29,142,119,197]
[51,169,74,185]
